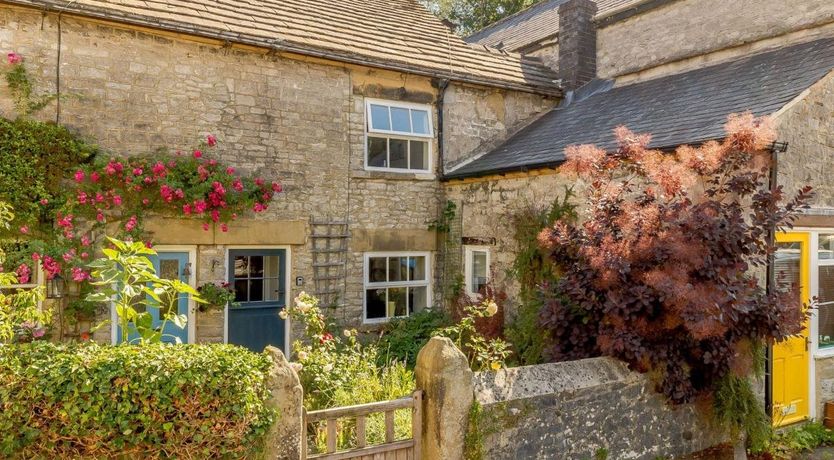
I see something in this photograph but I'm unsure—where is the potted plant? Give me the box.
[196,282,237,312]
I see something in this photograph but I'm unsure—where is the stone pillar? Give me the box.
[263,346,304,460]
[415,337,474,460]
[558,0,598,90]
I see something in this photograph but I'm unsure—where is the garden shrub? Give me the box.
[537,114,812,443]
[0,342,275,459]
[376,309,451,368]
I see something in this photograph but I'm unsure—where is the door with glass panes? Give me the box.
[227,249,287,353]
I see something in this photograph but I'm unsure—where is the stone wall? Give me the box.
[0,4,553,344]
[597,0,834,79]
[472,357,728,459]
[443,172,576,316]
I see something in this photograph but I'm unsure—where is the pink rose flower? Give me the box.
[220,223,229,232]
[32,328,45,339]
[125,215,138,232]
[90,171,100,183]
[142,198,150,206]
[255,178,265,186]
[253,203,266,212]
[112,195,123,206]
[202,223,210,231]
[152,162,166,175]
[208,159,217,166]
[226,167,235,175]
[182,204,192,215]
[272,182,282,193]
[39,198,48,206]
[19,225,29,234]
[96,211,104,222]
[132,167,143,176]
[74,170,85,182]
[7,52,23,65]
[80,252,89,259]
[71,267,91,282]
[15,264,31,284]
[81,236,91,246]
[207,134,217,147]
[31,253,40,262]
[193,150,202,159]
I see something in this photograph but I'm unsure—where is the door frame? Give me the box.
[224,245,292,353]
[773,231,813,422]
[110,245,197,345]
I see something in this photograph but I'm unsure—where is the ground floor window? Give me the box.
[464,246,490,297]
[818,234,834,348]
[364,252,430,322]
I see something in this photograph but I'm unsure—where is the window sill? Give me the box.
[353,170,436,181]
[814,348,834,359]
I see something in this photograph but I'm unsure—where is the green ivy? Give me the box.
[0,341,276,458]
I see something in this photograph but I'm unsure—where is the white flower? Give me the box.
[484,300,498,317]
[289,362,303,373]
[343,329,352,338]
[297,351,308,361]
[278,310,288,320]
[322,363,333,372]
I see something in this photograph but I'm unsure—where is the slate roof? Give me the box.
[466,0,638,52]
[4,0,561,95]
[446,37,834,179]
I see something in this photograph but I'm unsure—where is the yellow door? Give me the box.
[772,232,810,426]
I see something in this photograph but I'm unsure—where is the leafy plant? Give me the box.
[376,309,451,368]
[87,237,204,344]
[0,341,275,458]
[436,293,511,371]
[197,282,237,311]
[282,292,415,452]
[538,114,812,435]
[750,422,834,459]
[505,192,577,365]
[428,200,457,233]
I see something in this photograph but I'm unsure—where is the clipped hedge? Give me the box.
[0,342,276,459]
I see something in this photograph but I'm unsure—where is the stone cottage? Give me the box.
[449,0,834,428]
[0,0,560,349]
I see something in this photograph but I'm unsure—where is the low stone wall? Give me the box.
[471,357,727,460]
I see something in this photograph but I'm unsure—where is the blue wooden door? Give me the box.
[117,252,190,344]
[228,249,287,353]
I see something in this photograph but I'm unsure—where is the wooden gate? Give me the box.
[303,391,422,460]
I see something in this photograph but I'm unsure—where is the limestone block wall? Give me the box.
[597,0,834,79]
[0,4,554,344]
[443,173,577,317]
[472,357,727,459]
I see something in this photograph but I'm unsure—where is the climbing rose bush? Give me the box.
[538,113,813,404]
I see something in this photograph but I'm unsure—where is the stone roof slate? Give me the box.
[446,37,834,179]
[466,0,638,52]
[4,0,561,95]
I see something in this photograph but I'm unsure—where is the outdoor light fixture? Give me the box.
[46,274,66,299]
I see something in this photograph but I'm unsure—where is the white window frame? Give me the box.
[363,251,432,324]
[464,246,491,298]
[364,98,434,173]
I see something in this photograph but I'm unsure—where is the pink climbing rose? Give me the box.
[7,52,22,65]
[15,264,31,284]
[207,134,217,147]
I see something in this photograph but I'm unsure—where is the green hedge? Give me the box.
[0,342,276,459]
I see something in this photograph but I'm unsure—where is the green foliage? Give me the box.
[422,0,539,35]
[376,309,451,368]
[751,422,834,459]
[0,341,275,458]
[3,57,62,117]
[283,293,415,452]
[505,191,577,365]
[712,374,771,452]
[428,200,457,233]
[0,116,97,236]
[87,237,204,344]
[197,281,238,311]
[435,296,511,371]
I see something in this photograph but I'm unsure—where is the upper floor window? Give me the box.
[365,99,433,173]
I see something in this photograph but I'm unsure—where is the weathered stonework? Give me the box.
[473,357,727,459]
[264,346,304,460]
[597,0,834,79]
[0,4,552,344]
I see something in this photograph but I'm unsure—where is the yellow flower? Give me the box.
[490,361,501,371]
[484,300,498,317]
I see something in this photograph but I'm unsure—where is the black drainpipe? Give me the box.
[765,140,788,422]
[436,79,450,177]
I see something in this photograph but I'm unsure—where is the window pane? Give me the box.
[473,251,488,293]
[249,279,264,302]
[264,278,281,301]
[367,289,386,319]
[388,287,407,317]
[234,256,249,277]
[820,265,834,304]
[409,256,426,281]
[391,107,411,132]
[411,110,429,135]
[821,235,834,260]
[159,259,179,280]
[409,286,428,315]
[774,243,800,293]
[390,139,408,169]
[821,304,834,348]
[388,257,405,282]
[369,257,387,283]
[249,256,264,277]
[234,279,248,302]
[409,141,428,170]
[368,137,387,167]
[264,256,281,278]
[370,104,390,130]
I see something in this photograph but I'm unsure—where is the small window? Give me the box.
[464,246,490,297]
[231,250,286,305]
[364,253,430,322]
[365,99,433,173]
